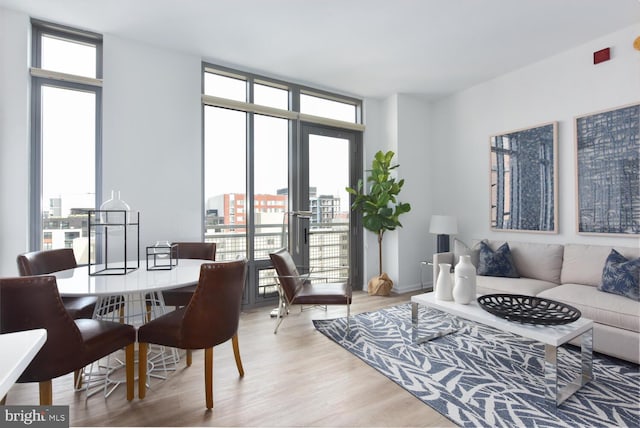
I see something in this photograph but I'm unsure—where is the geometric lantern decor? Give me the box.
[87,209,140,275]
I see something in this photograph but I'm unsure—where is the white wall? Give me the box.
[361,94,433,293]
[430,24,640,252]
[396,94,432,291]
[380,95,400,285]
[0,8,30,275]
[361,98,384,289]
[102,35,202,252]
[360,96,400,290]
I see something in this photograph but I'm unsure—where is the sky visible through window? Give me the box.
[40,35,97,218]
[41,86,95,215]
[42,35,97,78]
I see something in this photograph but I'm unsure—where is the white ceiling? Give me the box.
[2,0,639,99]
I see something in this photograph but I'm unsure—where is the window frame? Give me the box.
[31,19,103,78]
[202,63,364,130]
[29,20,103,252]
[201,62,364,305]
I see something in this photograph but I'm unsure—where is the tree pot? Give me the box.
[368,273,393,296]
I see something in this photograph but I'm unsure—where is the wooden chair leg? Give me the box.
[73,369,83,389]
[138,343,148,399]
[119,305,125,324]
[231,334,244,377]
[204,347,213,409]
[125,343,134,401]
[39,380,52,405]
[186,349,192,367]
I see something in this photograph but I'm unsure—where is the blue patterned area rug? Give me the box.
[313,303,640,427]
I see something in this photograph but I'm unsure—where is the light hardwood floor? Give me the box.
[5,290,455,427]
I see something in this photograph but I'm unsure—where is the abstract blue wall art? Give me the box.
[576,103,640,235]
[490,122,558,233]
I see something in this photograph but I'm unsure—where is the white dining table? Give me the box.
[0,329,47,400]
[52,259,207,298]
[52,259,209,323]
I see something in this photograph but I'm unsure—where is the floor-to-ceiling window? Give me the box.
[30,20,102,264]
[202,64,364,306]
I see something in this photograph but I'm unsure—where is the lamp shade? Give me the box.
[429,215,458,235]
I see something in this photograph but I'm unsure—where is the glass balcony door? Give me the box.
[296,124,363,289]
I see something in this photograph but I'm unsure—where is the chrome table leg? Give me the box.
[545,327,593,406]
[412,302,459,344]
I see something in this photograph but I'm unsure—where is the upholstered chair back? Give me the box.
[17,248,77,276]
[269,248,305,303]
[172,242,216,261]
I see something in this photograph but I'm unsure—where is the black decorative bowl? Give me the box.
[477,294,581,325]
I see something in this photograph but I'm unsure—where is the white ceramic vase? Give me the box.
[435,263,453,301]
[453,255,477,304]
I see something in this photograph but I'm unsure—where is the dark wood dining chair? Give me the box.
[0,275,136,405]
[17,248,97,319]
[162,242,217,308]
[17,248,126,389]
[269,248,351,334]
[138,258,247,409]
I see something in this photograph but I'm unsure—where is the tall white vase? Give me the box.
[435,263,453,301]
[453,255,477,304]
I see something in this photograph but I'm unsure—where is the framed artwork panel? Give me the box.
[575,103,640,236]
[490,122,558,233]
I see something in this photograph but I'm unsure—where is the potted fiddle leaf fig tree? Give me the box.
[346,150,411,295]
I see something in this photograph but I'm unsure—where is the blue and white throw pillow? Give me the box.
[598,249,640,301]
[477,241,519,278]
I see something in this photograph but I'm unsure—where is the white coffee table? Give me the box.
[411,292,593,406]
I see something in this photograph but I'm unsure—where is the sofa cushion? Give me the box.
[476,275,558,297]
[537,284,640,333]
[480,240,564,284]
[561,244,640,287]
[509,241,564,284]
[477,242,519,278]
[598,249,640,301]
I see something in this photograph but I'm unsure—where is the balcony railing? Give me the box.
[205,222,349,298]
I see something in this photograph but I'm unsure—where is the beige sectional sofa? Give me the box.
[432,240,640,364]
